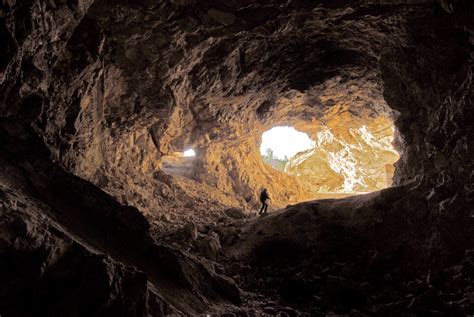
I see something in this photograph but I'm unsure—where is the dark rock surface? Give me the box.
[0,0,473,316]
[217,190,474,315]
[0,124,240,314]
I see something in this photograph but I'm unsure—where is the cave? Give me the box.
[260,125,314,173]
[0,1,473,316]
[260,116,399,199]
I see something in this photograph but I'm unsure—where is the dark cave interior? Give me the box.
[0,0,473,316]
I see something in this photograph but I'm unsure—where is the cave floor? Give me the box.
[152,193,474,316]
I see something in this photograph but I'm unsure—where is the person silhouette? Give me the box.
[259,188,270,215]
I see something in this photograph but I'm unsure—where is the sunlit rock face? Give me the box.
[286,114,399,194]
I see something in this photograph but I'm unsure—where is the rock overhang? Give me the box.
[55,2,434,209]
[1,0,472,219]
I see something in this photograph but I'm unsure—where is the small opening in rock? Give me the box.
[161,149,196,178]
[182,149,196,157]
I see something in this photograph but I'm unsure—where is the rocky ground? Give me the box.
[155,192,474,316]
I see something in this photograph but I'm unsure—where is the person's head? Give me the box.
[263,188,267,192]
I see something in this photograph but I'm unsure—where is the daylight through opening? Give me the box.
[161,149,196,178]
[183,149,196,157]
[260,120,399,197]
[260,126,314,171]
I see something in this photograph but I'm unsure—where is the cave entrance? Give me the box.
[260,126,314,172]
[259,117,399,197]
[161,149,196,178]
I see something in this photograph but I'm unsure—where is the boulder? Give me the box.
[183,222,198,240]
[225,207,247,219]
[199,231,222,259]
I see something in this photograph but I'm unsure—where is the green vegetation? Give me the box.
[262,148,289,172]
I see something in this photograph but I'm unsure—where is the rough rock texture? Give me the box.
[0,123,240,315]
[285,114,399,194]
[0,0,473,315]
[0,182,149,317]
[1,0,417,215]
[217,191,474,315]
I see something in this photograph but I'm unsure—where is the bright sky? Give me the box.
[183,149,196,157]
[260,126,315,160]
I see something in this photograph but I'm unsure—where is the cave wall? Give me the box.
[286,113,399,194]
[380,1,473,262]
[1,0,472,223]
[0,0,473,315]
[2,0,472,219]
[0,116,241,315]
[382,7,473,190]
[381,0,473,234]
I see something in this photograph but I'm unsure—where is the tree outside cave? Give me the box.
[262,148,289,172]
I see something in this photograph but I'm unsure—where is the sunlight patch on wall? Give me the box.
[315,124,399,193]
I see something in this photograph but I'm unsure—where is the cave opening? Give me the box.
[260,126,314,172]
[182,149,196,157]
[161,148,197,178]
[259,115,400,198]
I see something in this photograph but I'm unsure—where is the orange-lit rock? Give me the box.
[285,114,399,195]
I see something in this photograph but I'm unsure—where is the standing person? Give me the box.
[259,188,270,215]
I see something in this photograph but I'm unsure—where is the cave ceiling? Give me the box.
[0,0,473,315]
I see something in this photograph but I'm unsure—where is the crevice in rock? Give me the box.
[0,21,17,73]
